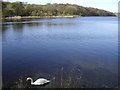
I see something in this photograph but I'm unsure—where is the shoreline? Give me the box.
[2,15,117,20]
[2,15,81,19]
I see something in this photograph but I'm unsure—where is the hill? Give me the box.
[2,1,115,18]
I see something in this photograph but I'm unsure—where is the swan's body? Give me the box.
[27,77,50,85]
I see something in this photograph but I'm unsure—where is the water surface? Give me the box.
[2,17,118,88]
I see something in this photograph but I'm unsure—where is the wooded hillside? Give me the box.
[2,1,115,17]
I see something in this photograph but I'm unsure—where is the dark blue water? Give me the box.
[2,17,118,88]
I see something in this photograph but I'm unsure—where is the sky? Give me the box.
[3,0,119,12]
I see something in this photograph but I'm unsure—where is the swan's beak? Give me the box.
[26,78,29,81]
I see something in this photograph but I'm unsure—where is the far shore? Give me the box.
[2,15,117,20]
[2,15,81,19]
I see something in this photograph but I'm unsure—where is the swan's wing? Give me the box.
[33,78,50,85]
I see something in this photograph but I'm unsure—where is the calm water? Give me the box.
[2,17,118,88]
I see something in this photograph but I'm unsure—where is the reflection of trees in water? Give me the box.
[12,24,24,30]
[2,18,76,29]
[25,23,43,27]
[2,26,11,41]
[2,19,31,22]
[2,26,9,31]
[12,24,24,41]
[45,22,75,26]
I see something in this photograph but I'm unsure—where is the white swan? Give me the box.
[26,77,50,85]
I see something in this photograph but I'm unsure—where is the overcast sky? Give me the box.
[3,0,119,12]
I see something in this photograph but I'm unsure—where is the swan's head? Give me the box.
[26,77,33,85]
[26,77,32,81]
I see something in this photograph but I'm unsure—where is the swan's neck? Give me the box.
[29,78,34,84]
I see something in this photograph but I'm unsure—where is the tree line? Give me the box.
[2,1,115,17]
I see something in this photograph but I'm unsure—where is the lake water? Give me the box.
[2,17,118,88]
